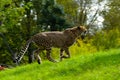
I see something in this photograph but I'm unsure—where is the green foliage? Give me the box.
[0,0,120,65]
[91,29,120,50]
[34,0,71,31]
[0,0,25,64]
[0,49,120,80]
[56,0,79,20]
[0,1,25,32]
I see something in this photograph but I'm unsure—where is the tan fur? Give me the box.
[16,26,87,64]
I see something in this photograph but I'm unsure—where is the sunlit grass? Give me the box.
[0,49,120,80]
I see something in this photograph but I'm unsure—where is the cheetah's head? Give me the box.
[77,26,87,39]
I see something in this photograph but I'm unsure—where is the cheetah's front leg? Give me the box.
[60,48,70,60]
[60,49,64,61]
[46,49,57,63]
[64,48,70,58]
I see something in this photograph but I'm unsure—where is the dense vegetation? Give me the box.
[0,49,120,80]
[0,0,120,67]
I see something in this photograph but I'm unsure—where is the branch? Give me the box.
[88,9,100,27]
[0,32,16,62]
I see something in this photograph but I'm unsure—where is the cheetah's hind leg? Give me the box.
[33,49,42,64]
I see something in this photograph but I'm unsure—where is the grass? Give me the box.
[0,48,120,80]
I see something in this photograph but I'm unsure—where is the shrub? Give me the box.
[91,28,120,50]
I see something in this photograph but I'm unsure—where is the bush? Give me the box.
[91,28,120,50]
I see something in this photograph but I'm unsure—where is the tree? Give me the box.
[56,0,79,25]
[57,0,105,30]
[0,0,25,64]
[33,0,70,31]
[102,0,120,30]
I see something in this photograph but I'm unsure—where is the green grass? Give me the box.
[0,49,120,80]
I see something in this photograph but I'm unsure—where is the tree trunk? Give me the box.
[25,0,33,63]
[0,33,15,62]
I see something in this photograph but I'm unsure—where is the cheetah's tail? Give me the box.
[16,39,32,64]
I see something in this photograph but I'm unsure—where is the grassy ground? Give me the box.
[0,49,120,80]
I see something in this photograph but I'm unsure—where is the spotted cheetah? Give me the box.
[14,26,87,64]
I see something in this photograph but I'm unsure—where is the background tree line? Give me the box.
[0,0,120,65]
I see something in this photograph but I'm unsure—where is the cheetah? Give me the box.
[14,26,87,64]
